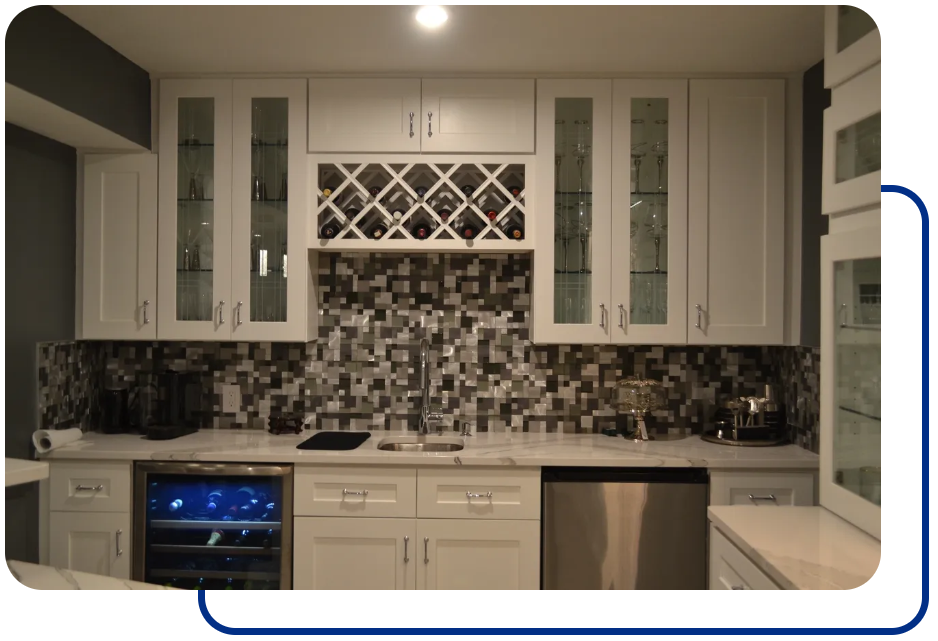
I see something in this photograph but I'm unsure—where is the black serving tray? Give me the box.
[296,431,371,451]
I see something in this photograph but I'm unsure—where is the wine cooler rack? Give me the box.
[311,155,533,251]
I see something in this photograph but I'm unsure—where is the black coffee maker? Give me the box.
[158,370,206,428]
[100,388,130,434]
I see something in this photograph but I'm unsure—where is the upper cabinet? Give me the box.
[158,78,315,342]
[80,154,158,340]
[308,79,421,153]
[824,6,880,90]
[687,79,785,345]
[308,78,534,154]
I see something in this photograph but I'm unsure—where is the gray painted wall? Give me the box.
[5,124,77,563]
[5,6,151,149]
[800,60,831,348]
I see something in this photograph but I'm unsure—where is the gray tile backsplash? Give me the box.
[35,254,820,451]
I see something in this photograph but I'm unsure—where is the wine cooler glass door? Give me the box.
[134,464,293,589]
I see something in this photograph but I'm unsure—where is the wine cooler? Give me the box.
[133,463,293,589]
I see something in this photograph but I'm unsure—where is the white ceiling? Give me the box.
[56,5,824,76]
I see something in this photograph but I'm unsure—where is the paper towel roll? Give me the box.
[32,428,83,454]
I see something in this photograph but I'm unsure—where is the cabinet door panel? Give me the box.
[49,512,130,579]
[611,79,688,344]
[293,517,416,590]
[82,154,157,339]
[308,79,421,153]
[688,79,785,344]
[417,519,540,590]
[157,79,233,340]
[533,79,612,344]
[421,79,534,153]
[231,79,309,340]
[824,5,880,89]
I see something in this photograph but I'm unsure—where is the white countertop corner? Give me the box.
[708,505,881,590]
[5,458,50,487]
[7,560,176,590]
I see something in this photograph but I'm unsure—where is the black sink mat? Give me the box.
[296,431,371,451]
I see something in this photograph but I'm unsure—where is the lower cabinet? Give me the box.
[49,511,131,579]
[293,516,540,590]
[709,525,779,590]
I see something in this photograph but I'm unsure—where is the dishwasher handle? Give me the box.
[541,467,709,484]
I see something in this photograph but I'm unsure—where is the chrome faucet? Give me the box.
[418,338,444,434]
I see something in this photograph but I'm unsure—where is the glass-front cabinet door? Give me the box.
[824,5,880,89]
[610,80,688,344]
[230,80,308,340]
[158,80,233,340]
[533,80,612,344]
[821,225,881,539]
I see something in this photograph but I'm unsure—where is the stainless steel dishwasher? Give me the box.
[542,467,708,590]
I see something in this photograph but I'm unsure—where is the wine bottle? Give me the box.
[370,223,389,240]
[168,499,183,513]
[461,184,476,197]
[508,185,523,197]
[461,223,480,240]
[322,186,336,198]
[368,185,383,198]
[233,528,251,546]
[505,224,524,240]
[205,489,224,514]
[262,528,274,549]
[415,186,429,199]
[207,529,225,546]
[485,209,499,221]
[437,209,451,223]
[412,223,432,240]
[392,209,405,222]
[319,222,342,239]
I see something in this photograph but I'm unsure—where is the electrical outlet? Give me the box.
[222,385,240,413]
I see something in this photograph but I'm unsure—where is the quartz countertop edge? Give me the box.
[708,505,881,590]
[8,560,176,590]
[5,458,50,487]
[39,431,819,469]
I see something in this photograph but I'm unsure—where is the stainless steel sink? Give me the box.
[377,436,465,452]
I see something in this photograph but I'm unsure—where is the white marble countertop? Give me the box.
[5,458,49,487]
[40,430,819,469]
[708,505,880,589]
[8,560,175,590]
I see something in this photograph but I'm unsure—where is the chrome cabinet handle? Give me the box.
[116,529,123,558]
[235,301,243,326]
[409,112,415,138]
[423,537,429,564]
[618,304,625,329]
[342,488,369,497]
[466,491,493,500]
[142,300,150,325]
[404,536,410,563]
[219,300,226,325]
[427,112,433,138]
[748,494,778,503]
[731,585,744,590]
[695,304,702,329]
[839,303,848,328]
[599,303,606,328]
[75,484,104,492]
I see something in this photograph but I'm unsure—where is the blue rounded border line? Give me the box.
[198,184,928,635]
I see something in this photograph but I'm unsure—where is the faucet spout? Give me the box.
[418,339,442,433]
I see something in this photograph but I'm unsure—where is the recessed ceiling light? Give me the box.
[416,6,448,29]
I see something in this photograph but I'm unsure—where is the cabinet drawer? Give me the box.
[417,468,540,520]
[709,525,779,590]
[294,466,417,518]
[49,461,132,513]
[709,470,816,507]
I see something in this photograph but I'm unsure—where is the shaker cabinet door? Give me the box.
[81,154,158,340]
[687,79,785,345]
[421,79,535,153]
[308,78,422,153]
[49,511,131,579]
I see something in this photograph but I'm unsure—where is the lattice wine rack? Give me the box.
[310,156,533,251]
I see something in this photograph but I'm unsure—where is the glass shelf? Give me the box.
[177,143,214,148]
[177,269,214,273]
[178,199,214,203]
[839,405,881,422]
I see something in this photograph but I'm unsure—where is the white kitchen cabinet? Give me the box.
[533,79,613,344]
[416,519,540,590]
[80,154,158,340]
[709,525,779,590]
[158,79,234,340]
[610,79,689,344]
[688,79,785,345]
[709,469,816,507]
[308,79,421,153]
[420,79,535,153]
[822,64,880,217]
[824,5,880,90]
[49,511,131,579]
[293,517,416,590]
[158,78,315,341]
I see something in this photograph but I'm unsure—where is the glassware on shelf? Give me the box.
[277,138,288,201]
[613,376,665,441]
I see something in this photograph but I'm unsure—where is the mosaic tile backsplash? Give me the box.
[34,255,821,452]
[36,341,104,432]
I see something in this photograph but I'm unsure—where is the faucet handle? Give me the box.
[460,421,474,437]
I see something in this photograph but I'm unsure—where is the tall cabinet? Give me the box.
[158,79,314,342]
